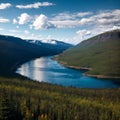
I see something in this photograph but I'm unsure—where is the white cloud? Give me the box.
[112,25,120,30]
[52,12,92,21]
[51,9,120,29]
[18,13,31,25]
[79,18,94,25]
[76,29,91,35]
[77,12,92,17]
[16,2,54,9]
[51,20,79,28]
[11,9,120,44]
[91,9,120,26]
[0,3,11,9]
[0,17,10,23]
[14,9,120,30]
[51,17,93,28]
[13,18,17,24]
[51,12,92,28]
[32,14,53,30]
[76,29,92,41]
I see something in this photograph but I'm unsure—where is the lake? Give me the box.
[16,57,120,88]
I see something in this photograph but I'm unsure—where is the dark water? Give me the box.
[16,57,120,88]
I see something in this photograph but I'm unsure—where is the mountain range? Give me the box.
[26,39,72,54]
[0,35,72,76]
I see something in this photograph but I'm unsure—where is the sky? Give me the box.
[0,0,120,44]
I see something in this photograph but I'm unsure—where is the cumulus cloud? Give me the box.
[0,3,11,9]
[0,17,10,23]
[18,13,31,25]
[14,13,54,29]
[12,9,120,37]
[16,2,54,9]
[32,14,53,30]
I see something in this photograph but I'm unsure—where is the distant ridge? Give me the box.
[56,30,120,79]
[26,39,73,54]
[0,35,72,76]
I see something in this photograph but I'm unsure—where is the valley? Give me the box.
[0,0,120,119]
[0,30,120,120]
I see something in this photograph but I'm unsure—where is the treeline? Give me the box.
[0,77,120,120]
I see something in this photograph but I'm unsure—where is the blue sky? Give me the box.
[0,0,120,44]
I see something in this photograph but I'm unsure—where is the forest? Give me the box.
[0,77,120,120]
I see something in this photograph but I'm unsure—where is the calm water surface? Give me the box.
[16,57,120,88]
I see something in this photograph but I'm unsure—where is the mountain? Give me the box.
[26,39,73,54]
[55,30,120,79]
[0,35,72,76]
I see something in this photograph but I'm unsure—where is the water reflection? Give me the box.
[16,57,120,88]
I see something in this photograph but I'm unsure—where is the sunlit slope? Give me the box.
[57,30,120,78]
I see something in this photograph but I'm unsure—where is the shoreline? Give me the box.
[0,56,42,77]
[6,55,120,80]
[54,58,120,80]
[84,73,120,79]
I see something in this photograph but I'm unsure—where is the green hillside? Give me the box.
[56,30,120,79]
